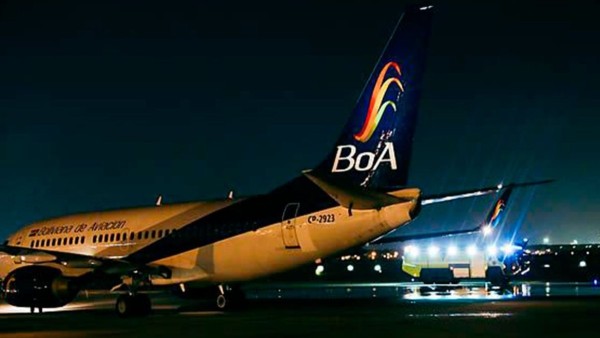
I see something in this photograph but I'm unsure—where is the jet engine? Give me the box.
[1,266,80,308]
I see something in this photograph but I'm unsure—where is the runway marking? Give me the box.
[0,331,118,338]
[407,312,512,319]
[179,311,224,316]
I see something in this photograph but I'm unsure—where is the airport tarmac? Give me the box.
[1,284,599,338]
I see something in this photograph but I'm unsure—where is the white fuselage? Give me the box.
[1,189,419,287]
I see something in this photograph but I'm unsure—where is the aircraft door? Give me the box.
[281,203,300,249]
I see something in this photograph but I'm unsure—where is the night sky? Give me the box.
[1,1,598,244]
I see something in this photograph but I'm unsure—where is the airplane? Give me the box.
[0,4,550,317]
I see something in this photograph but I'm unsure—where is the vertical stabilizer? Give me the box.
[313,5,434,191]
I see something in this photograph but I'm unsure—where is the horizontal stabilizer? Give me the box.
[421,179,554,205]
[303,171,417,210]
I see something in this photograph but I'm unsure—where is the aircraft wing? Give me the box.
[370,186,516,245]
[0,244,138,275]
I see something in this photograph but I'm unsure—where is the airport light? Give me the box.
[427,245,440,257]
[467,245,478,256]
[315,265,325,276]
[482,225,492,236]
[579,261,587,268]
[447,245,458,257]
[501,243,515,255]
[571,240,578,245]
[405,245,420,258]
[486,245,498,256]
[347,264,354,272]
[543,237,550,244]
[374,264,382,273]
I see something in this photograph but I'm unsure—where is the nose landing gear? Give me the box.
[115,293,151,317]
[214,285,245,311]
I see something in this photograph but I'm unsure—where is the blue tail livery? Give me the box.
[314,5,434,191]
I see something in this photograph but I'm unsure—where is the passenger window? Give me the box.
[69,237,73,245]
[104,234,109,242]
[122,232,127,241]
[81,236,85,244]
[75,237,79,245]
[137,232,142,240]
[130,232,135,241]
[51,238,56,246]
[158,230,163,238]
[57,238,62,246]
[151,230,156,239]
[116,233,121,241]
[144,231,149,239]
[110,233,115,242]
[93,235,97,243]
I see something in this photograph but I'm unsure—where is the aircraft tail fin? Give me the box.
[313,5,434,191]
[483,187,513,230]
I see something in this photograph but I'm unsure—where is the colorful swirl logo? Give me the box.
[490,199,506,225]
[354,61,404,143]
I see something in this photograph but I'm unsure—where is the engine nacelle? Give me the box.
[1,266,80,308]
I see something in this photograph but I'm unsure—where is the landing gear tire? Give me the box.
[116,293,151,317]
[214,286,245,311]
[216,294,228,310]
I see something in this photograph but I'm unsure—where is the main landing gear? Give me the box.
[115,293,151,317]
